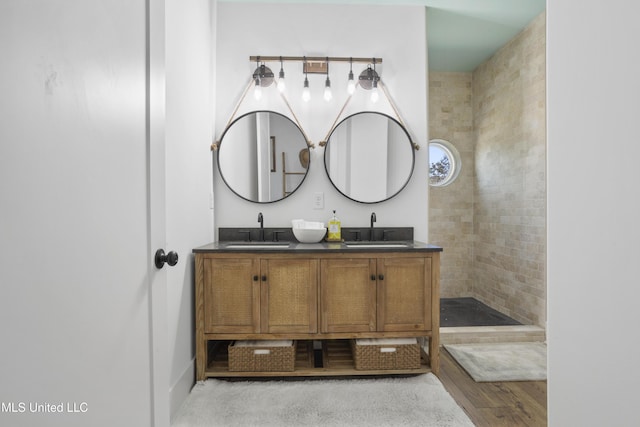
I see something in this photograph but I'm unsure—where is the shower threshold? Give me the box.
[439,298,546,345]
[440,297,521,327]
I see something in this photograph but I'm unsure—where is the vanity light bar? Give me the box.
[249,55,383,71]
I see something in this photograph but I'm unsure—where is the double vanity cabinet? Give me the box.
[193,240,442,380]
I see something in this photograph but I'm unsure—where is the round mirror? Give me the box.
[324,112,415,203]
[217,111,310,203]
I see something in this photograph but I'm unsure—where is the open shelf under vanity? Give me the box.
[203,339,432,378]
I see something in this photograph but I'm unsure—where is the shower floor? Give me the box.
[440,297,521,327]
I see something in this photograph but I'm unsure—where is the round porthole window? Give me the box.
[429,139,461,187]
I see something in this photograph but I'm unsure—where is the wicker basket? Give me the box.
[351,338,421,370]
[228,340,295,372]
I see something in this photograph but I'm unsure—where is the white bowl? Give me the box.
[292,219,324,229]
[293,227,327,243]
[291,219,305,228]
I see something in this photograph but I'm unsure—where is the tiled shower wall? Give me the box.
[429,12,546,326]
[428,72,474,298]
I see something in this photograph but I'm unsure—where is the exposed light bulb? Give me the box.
[347,70,356,95]
[254,78,262,100]
[324,77,332,101]
[370,80,379,103]
[302,77,310,102]
[277,68,286,92]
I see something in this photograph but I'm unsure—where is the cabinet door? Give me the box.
[203,257,260,333]
[260,258,318,333]
[320,258,376,333]
[377,257,431,332]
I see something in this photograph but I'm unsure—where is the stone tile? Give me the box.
[428,11,546,326]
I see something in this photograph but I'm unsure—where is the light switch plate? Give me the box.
[313,192,324,209]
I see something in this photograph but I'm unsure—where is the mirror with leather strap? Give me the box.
[323,111,415,203]
[217,110,310,203]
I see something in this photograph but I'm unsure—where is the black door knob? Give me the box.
[155,249,179,269]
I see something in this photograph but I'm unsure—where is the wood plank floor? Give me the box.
[437,347,547,426]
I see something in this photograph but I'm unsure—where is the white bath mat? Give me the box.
[445,342,547,382]
[172,374,474,426]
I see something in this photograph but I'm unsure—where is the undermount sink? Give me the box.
[343,241,410,248]
[223,241,291,249]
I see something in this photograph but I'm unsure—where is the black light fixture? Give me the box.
[252,57,274,100]
[302,56,310,102]
[277,56,286,93]
[358,59,380,102]
[323,57,332,101]
[347,57,356,95]
[246,55,383,102]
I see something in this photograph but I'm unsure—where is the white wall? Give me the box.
[214,3,429,240]
[165,0,215,419]
[547,1,640,424]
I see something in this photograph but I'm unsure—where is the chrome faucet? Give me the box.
[370,212,377,241]
[258,212,264,241]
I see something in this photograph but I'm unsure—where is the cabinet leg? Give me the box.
[196,339,206,382]
[429,335,439,375]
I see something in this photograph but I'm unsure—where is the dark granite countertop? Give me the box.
[193,240,443,254]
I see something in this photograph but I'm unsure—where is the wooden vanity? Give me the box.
[193,241,442,380]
